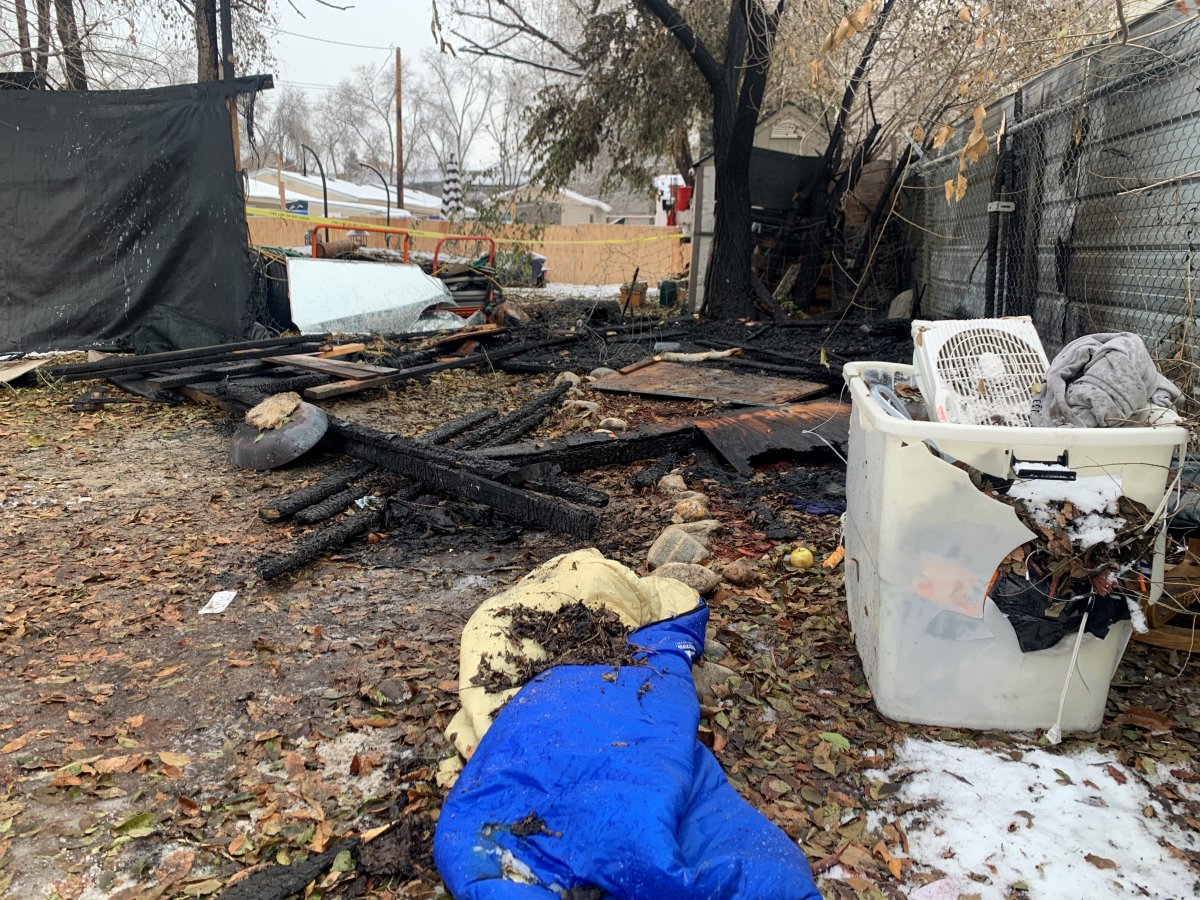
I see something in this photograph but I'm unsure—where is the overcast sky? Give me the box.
[268,0,438,95]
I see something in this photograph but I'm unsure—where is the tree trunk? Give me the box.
[33,0,51,85]
[53,0,87,90]
[671,125,695,188]
[14,0,34,72]
[704,92,756,318]
[194,0,219,81]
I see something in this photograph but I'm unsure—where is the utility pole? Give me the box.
[395,47,405,212]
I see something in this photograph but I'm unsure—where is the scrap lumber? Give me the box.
[303,335,579,400]
[39,341,324,383]
[36,335,319,379]
[259,354,397,379]
[453,383,571,450]
[259,462,376,522]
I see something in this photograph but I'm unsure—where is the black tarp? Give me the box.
[0,76,270,353]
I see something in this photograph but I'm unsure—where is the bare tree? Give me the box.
[484,65,538,188]
[418,48,496,175]
[53,0,86,88]
[13,0,33,70]
[255,85,315,169]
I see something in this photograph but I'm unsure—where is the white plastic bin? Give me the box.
[843,361,1188,732]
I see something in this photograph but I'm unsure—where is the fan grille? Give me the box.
[933,327,1046,426]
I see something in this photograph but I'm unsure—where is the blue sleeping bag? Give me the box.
[434,602,821,899]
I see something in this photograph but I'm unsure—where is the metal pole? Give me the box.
[395,47,405,211]
[300,143,329,242]
[358,162,390,227]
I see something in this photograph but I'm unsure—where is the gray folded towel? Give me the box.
[1031,332,1180,427]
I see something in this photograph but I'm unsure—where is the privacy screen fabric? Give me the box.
[0,77,268,352]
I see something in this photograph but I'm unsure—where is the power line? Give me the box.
[265,26,394,52]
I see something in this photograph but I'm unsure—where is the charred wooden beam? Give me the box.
[204,382,599,539]
[326,420,598,539]
[256,506,384,582]
[304,335,579,400]
[145,361,269,390]
[419,408,498,444]
[259,462,376,522]
[454,383,570,450]
[474,423,697,474]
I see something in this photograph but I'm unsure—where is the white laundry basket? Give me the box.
[842,361,1187,732]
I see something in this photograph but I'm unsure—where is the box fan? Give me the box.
[912,317,1049,426]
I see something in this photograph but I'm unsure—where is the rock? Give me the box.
[672,496,710,523]
[598,416,628,433]
[554,371,582,388]
[888,288,915,319]
[493,300,531,326]
[652,562,721,596]
[646,526,710,569]
[722,558,757,586]
[561,399,600,418]
[589,367,618,379]
[703,638,730,662]
[672,520,723,544]
[693,660,736,705]
[656,473,687,496]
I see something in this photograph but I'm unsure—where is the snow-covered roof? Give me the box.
[250,169,454,214]
[558,188,613,213]
[243,177,415,218]
[500,185,613,213]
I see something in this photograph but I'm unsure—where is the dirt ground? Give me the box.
[2,365,1199,899]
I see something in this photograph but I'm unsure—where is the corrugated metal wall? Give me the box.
[911,6,1200,362]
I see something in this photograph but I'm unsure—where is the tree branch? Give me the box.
[637,0,722,92]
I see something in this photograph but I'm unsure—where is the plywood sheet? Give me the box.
[589,359,824,406]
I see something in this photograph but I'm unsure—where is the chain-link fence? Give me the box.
[909,6,1200,401]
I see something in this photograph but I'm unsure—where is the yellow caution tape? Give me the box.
[244,206,685,247]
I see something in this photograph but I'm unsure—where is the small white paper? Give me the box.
[199,590,237,615]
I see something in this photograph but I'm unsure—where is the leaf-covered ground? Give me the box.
[1,367,1198,899]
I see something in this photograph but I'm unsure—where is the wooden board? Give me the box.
[589,359,825,407]
[261,354,397,379]
[422,325,507,348]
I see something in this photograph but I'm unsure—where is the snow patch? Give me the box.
[863,739,1198,899]
[1008,475,1126,549]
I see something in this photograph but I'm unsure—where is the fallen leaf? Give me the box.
[112,811,156,838]
[158,751,190,767]
[819,731,851,752]
[1,732,38,755]
[1054,768,1074,785]
[1085,853,1118,870]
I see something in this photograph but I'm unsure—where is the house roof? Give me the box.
[243,176,415,218]
[250,169,460,215]
[502,185,612,213]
